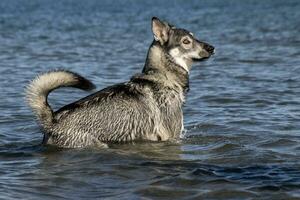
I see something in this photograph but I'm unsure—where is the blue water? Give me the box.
[1,0,300,199]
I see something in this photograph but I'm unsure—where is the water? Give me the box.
[0,0,300,199]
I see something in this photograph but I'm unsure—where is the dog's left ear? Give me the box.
[152,17,170,45]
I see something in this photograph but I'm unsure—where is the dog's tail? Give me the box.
[25,70,95,129]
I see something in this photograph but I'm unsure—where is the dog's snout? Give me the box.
[204,44,215,54]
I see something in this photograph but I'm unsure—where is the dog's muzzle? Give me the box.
[203,43,215,55]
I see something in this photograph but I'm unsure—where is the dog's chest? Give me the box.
[155,88,184,137]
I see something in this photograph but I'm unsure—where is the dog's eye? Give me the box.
[182,39,191,45]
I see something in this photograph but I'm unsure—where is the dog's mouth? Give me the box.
[192,57,210,62]
[192,54,214,62]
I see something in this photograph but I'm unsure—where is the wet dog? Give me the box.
[26,17,214,148]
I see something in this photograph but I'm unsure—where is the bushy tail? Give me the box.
[25,70,95,129]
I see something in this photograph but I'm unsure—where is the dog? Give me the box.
[26,17,214,148]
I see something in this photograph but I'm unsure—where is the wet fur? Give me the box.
[26,17,214,148]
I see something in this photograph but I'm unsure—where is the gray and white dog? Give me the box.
[26,17,214,148]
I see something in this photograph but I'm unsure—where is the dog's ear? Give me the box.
[152,17,170,45]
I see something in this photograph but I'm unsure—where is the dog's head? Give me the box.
[151,17,214,72]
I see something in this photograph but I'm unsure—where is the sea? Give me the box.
[0,0,300,199]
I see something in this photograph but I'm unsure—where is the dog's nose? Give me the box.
[204,44,215,54]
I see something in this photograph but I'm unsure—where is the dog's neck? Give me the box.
[140,41,189,92]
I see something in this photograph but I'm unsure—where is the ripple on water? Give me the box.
[1,0,300,199]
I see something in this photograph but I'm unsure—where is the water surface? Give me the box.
[1,0,300,199]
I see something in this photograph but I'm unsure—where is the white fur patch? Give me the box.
[169,48,189,73]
